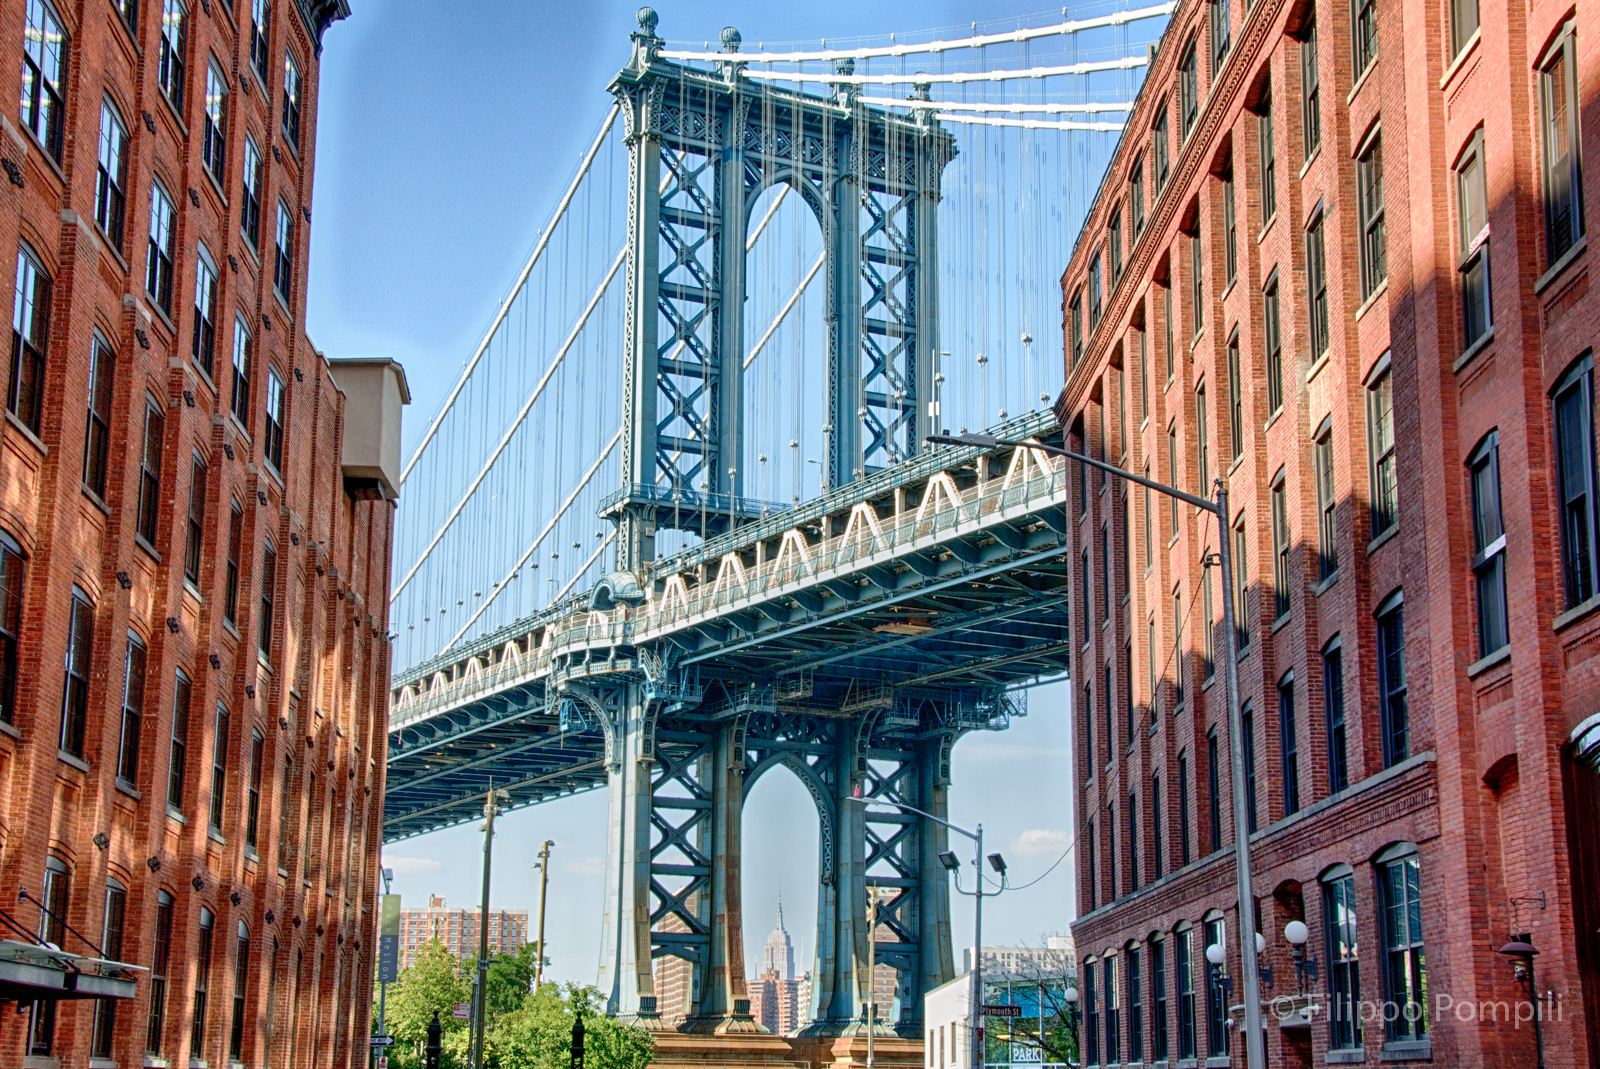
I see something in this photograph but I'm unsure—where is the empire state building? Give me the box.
[762,897,796,980]
[750,896,811,1035]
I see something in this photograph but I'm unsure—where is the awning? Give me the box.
[0,940,140,1003]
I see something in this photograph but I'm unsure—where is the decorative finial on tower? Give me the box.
[832,57,858,106]
[911,75,933,102]
[636,7,659,35]
[833,56,856,77]
[720,26,742,52]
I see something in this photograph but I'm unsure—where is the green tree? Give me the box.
[484,982,653,1069]
[381,940,472,1068]
[485,941,540,1019]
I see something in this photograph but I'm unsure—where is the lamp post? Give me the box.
[846,795,1004,1069]
[425,1011,443,1069]
[472,786,510,1069]
[1064,985,1080,1068]
[1283,920,1318,995]
[534,840,554,989]
[929,431,1267,1069]
[1498,936,1546,1069]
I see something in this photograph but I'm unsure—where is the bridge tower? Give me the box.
[590,8,960,1037]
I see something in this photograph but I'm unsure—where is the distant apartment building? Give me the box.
[398,895,530,969]
[963,936,1077,977]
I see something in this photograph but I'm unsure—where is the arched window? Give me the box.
[230,920,251,1058]
[1320,863,1361,1051]
[1374,844,1428,1044]
[0,530,25,724]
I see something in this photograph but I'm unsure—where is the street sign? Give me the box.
[371,1035,396,1047]
[983,1004,1023,1017]
[453,1001,472,1021]
[378,895,402,983]
[377,1058,387,1069]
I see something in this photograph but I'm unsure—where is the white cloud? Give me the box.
[383,855,443,875]
[1010,828,1071,857]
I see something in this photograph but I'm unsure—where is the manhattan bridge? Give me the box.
[382,3,1167,1039]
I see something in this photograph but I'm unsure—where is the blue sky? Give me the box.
[307,1,1091,986]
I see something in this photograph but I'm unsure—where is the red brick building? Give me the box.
[1056,0,1600,1062]
[397,894,529,971]
[0,0,409,1067]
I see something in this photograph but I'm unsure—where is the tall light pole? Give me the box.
[534,840,554,989]
[928,431,1267,1069]
[472,786,509,1069]
[846,796,1005,1069]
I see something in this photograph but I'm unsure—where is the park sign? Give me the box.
[378,895,401,983]
[453,1002,473,1021]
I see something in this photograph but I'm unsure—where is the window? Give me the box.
[137,398,165,545]
[1301,17,1321,160]
[230,921,251,1057]
[1167,423,1180,534]
[1196,382,1210,492]
[1223,172,1237,286]
[1259,93,1277,221]
[1085,818,1097,912]
[1190,232,1204,336]
[1164,285,1175,381]
[210,702,230,831]
[233,316,254,425]
[157,0,187,108]
[1541,29,1584,265]
[1323,867,1363,1050]
[250,0,272,83]
[1357,136,1387,299]
[1109,213,1123,286]
[1324,642,1348,792]
[0,533,21,724]
[1104,954,1121,1063]
[203,63,228,186]
[1176,928,1196,1059]
[1202,566,1215,680]
[91,879,127,1056]
[147,181,177,314]
[168,671,191,810]
[1307,209,1330,357]
[1151,938,1169,1061]
[9,245,51,434]
[1204,917,1229,1056]
[1138,327,1149,424]
[117,634,147,785]
[1353,0,1377,74]
[1094,249,1107,326]
[265,366,286,471]
[96,102,130,249]
[1154,105,1171,192]
[1128,945,1143,1062]
[28,856,70,1052]
[242,136,263,248]
[1554,356,1599,607]
[1227,333,1243,463]
[1130,159,1146,237]
[1469,432,1508,657]
[147,889,174,1053]
[1147,615,1159,712]
[193,246,219,375]
[1173,588,1185,707]
[1207,728,1221,852]
[1379,849,1428,1042]
[1178,40,1199,140]
[1085,960,1101,1065]
[192,907,215,1055]
[1211,0,1231,74]
[277,754,293,870]
[1457,133,1492,349]
[1377,594,1408,766]
[1081,550,1093,640]
[1279,674,1299,814]
[114,0,138,34]
[1151,770,1164,878]
[1242,703,1258,831]
[260,542,277,658]
[1233,519,1248,651]
[1070,291,1084,367]
[1368,362,1397,537]
[20,0,67,160]
[275,201,295,303]
[84,335,115,499]
[283,50,302,148]
[246,730,264,849]
[1178,750,1191,865]
[184,456,208,584]
[1126,791,1138,891]
[224,501,243,626]
[1102,524,1112,621]
[1263,274,1283,413]
[1315,425,1337,579]
[1271,478,1290,619]
[61,587,93,757]
[1450,0,1478,58]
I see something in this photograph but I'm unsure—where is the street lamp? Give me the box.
[1283,920,1318,994]
[848,795,1002,1069]
[1497,936,1546,1069]
[1063,986,1080,1067]
[928,430,1268,1069]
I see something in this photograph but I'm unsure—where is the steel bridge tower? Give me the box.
[586,8,960,1036]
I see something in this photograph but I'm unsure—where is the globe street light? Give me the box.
[1063,985,1080,1067]
[929,430,1267,1069]
[1283,920,1318,994]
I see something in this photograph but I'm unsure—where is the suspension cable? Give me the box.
[736,56,1147,86]
[745,251,825,370]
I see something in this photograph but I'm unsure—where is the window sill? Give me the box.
[167,804,187,824]
[1298,145,1322,181]
[273,285,296,323]
[19,122,67,185]
[1534,234,1587,294]
[1307,351,1331,384]
[1553,590,1600,632]
[1207,1058,1234,1068]
[115,778,141,801]
[1264,406,1284,433]
[1221,277,1237,302]
[229,412,254,446]
[1347,57,1379,103]
[1272,611,1291,634]
[1440,29,1482,89]
[1355,278,1388,321]
[82,486,111,515]
[1467,645,1510,678]
[1313,571,1340,597]
[97,227,129,273]
[1367,524,1400,555]
[135,534,162,564]
[157,86,191,141]
[184,578,203,602]
[1325,1050,1365,1064]
[222,618,241,640]
[58,749,90,773]
[1380,1040,1431,1062]
[1228,454,1244,476]
[0,719,18,740]
[208,827,227,846]
[1452,326,1495,374]
[203,163,230,209]
[5,411,48,456]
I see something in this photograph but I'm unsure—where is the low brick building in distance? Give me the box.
[1056,0,1600,1062]
[0,1,409,1068]
[398,894,530,970]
